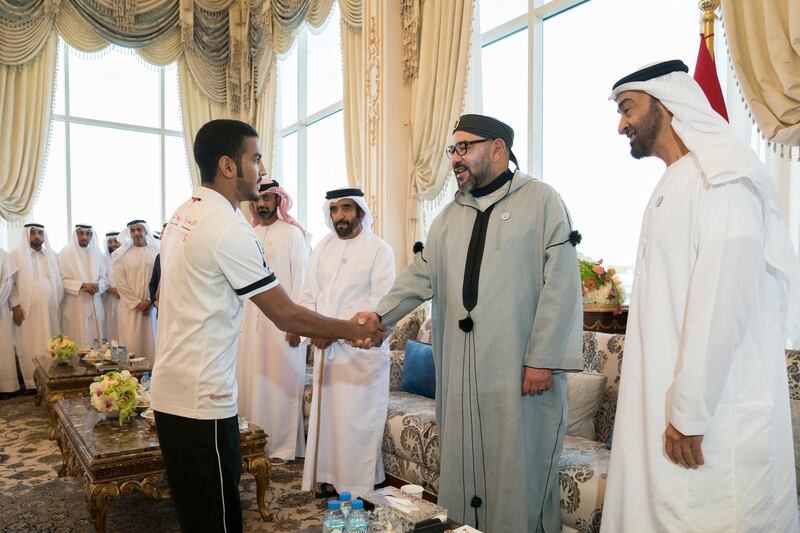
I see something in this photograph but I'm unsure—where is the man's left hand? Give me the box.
[285,332,301,347]
[107,287,120,299]
[12,305,24,326]
[522,367,552,396]
[664,423,704,469]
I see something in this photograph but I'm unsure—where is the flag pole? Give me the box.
[698,0,720,59]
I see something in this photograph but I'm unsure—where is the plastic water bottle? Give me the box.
[323,500,345,533]
[345,499,368,532]
[140,372,151,391]
[338,491,352,518]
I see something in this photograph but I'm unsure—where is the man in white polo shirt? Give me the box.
[151,119,384,533]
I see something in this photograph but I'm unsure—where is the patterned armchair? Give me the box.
[560,338,800,533]
[559,332,624,533]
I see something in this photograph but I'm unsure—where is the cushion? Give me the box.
[389,313,423,351]
[566,372,608,440]
[417,318,433,344]
[400,340,436,399]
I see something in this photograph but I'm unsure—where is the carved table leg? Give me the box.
[83,477,120,533]
[244,455,273,521]
[47,393,64,440]
[120,475,171,500]
[55,423,67,477]
[33,370,43,406]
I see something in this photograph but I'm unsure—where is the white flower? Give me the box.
[90,381,108,397]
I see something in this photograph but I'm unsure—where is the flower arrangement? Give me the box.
[579,257,625,313]
[47,334,78,363]
[89,370,140,425]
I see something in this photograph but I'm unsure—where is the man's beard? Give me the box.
[257,207,274,221]
[334,219,355,237]
[108,245,119,254]
[457,174,478,194]
[30,240,43,251]
[236,167,259,201]
[454,159,492,194]
[133,237,146,247]
[629,99,663,160]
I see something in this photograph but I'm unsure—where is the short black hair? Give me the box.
[193,120,259,184]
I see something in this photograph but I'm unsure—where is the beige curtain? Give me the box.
[721,0,800,147]
[178,59,228,187]
[405,0,473,250]
[0,0,353,220]
[0,34,57,222]
[341,4,363,188]
[253,60,279,184]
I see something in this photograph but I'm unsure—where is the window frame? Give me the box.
[49,39,186,246]
[277,21,345,229]
[479,0,589,181]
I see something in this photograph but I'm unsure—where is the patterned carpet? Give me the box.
[0,395,326,532]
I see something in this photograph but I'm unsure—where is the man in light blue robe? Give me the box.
[362,114,583,532]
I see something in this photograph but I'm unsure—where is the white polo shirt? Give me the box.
[150,186,279,420]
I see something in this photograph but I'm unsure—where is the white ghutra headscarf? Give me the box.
[61,224,105,283]
[321,187,374,234]
[611,64,800,340]
[11,224,62,316]
[111,220,160,265]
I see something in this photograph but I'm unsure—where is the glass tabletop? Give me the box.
[35,355,152,380]
[57,397,265,461]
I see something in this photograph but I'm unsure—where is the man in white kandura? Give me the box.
[237,178,309,463]
[601,59,800,532]
[10,224,63,390]
[112,220,159,361]
[58,225,108,348]
[0,246,18,393]
[300,187,395,497]
[103,231,121,342]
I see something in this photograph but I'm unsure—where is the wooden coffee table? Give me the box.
[33,355,152,439]
[54,396,273,533]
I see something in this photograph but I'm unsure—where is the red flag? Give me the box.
[693,33,729,121]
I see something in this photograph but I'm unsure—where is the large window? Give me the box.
[34,40,191,252]
[278,5,347,247]
[479,0,707,296]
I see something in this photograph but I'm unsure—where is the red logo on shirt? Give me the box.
[209,393,232,401]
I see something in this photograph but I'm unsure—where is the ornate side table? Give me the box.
[54,396,273,533]
[33,355,152,439]
[582,305,629,334]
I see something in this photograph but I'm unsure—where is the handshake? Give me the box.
[349,311,385,349]
[304,311,384,350]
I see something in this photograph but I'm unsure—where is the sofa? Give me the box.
[303,313,800,533]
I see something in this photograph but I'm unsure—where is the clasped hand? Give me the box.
[310,313,385,350]
[81,282,100,295]
[349,312,385,349]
